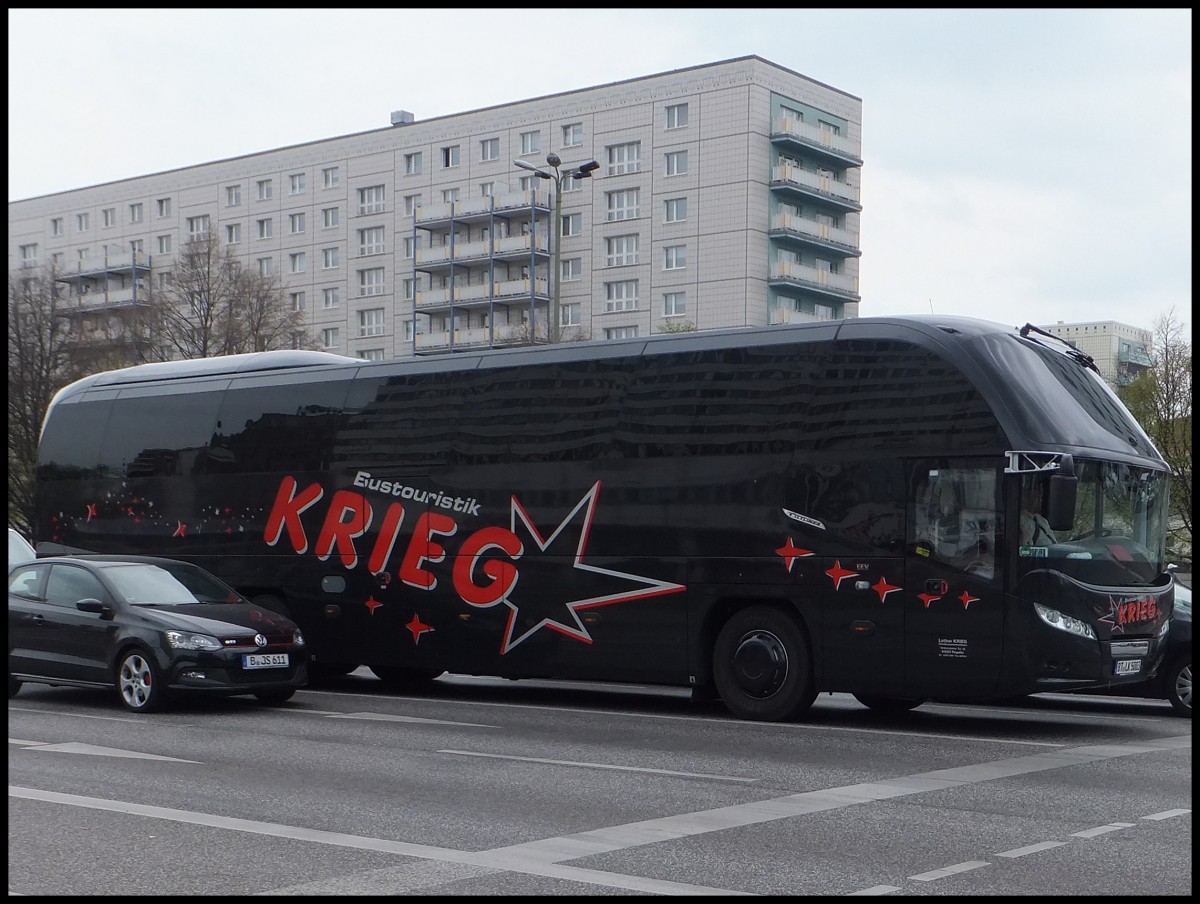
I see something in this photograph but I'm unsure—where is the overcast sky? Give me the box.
[8,8,1191,337]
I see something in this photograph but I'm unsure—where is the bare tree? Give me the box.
[152,233,244,359]
[7,265,83,532]
[235,266,311,353]
[1119,308,1192,564]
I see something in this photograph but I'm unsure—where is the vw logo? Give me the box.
[254,634,268,647]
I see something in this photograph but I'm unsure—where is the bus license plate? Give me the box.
[1113,659,1141,676]
[243,653,289,670]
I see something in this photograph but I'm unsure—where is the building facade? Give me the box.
[1036,320,1154,389]
[9,55,863,361]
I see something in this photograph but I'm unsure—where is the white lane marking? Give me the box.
[7,707,144,724]
[1071,823,1136,838]
[9,742,198,763]
[847,885,902,895]
[439,749,758,783]
[1143,809,1190,820]
[996,841,1068,858]
[909,861,990,881]
[324,711,497,728]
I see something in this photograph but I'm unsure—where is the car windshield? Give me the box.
[8,529,36,569]
[104,563,244,606]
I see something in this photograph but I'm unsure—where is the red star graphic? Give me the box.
[871,576,901,603]
[825,560,858,590]
[406,613,434,644]
[364,595,383,615]
[918,592,942,609]
[86,503,97,522]
[775,538,813,573]
[958,591,979,610]
[173,521,187,537]
[489,481,686,654]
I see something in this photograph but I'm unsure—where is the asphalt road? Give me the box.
[8,672,1192,896]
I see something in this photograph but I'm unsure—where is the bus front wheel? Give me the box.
[369,665,445,690]
[713,606,816,722]
[852,693,926,713]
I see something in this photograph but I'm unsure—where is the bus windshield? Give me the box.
[1016,459,1169,586]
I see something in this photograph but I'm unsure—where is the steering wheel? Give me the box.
[1068,528,1116,542]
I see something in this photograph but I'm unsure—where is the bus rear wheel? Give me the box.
[713,606,816,722]
[369,665,444,690]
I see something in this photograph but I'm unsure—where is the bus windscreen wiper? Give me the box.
[1018,323,1101,374]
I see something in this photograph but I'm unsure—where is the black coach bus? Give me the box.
[30,315,1174,721]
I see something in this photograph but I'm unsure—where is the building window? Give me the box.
[77,248,90,264]
[157,234,172,254]
[663,291,687,316]
[402,236,416,258]
[480,137,499,161]
[51,252,63,267]
[561,213,582,237]
[322,166,340,189]
[665,103,688,130]
[404,152,422,175]
[441,187,459,204]
[606,189,640,222]
[402,278,416,300]
[561,175,581,194]
[76,212,90,232]
[605,326,639,340]
[562,123,583,147]
[257,179,273,200]
[289,252,306,273]
[289,291,306,312]
[606,141,641,175]
[664,244,687,270]
[102,208,116,228]
[289,213,306,234]
[156,198,171,217]
[358,348,385,361]
[358,185,386,215]
[322,207,339,228]
[226,223,241,245]
[520,130,540,155]
[359,308,386,337]
[480,182,494,198]
[561,303,582,327]
[158,272,173,291]
[322,247,340,269]
[814,302,835,320]
[605,234,639,267]
[819,120,841,137]
[187,215,210,239]
[561,258,582,282]
[359,267,385,296]
[257,257,273,276]
[226,185,242,206]
[604,280,639,312]
[323,287,340,308]
[441,145,460,168]
[403,194,421,216]
[19,243,38,264]
[359,226,385,256]
[51,217,64,236]
[665,150,688,176]
[322,327,340,349]
[129,203,143,224]
[289,173,306,195]
[257,218,273,239]
[664,197,687,223]
[518,176,536,193]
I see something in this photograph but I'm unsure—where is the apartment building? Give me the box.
[8,55,863,361]
[1037,320,1154,389]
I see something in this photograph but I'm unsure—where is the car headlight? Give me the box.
[165,630,223,651]
[1034,603,1097,641]
[293,629,306,647]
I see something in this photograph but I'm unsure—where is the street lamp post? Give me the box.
[514,153,599,343]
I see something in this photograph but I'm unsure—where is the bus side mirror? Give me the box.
[1046,454,1077,532]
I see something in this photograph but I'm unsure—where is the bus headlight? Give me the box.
[1034,603,1097,641]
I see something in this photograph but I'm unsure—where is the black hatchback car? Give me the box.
[8,555,307,712]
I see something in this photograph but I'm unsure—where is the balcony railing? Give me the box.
[770,116,863,165]
[416,277,549,310]
[769,261,859,298]
[770,164,860,207]
[770,213,860,254]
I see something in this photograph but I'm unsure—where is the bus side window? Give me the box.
[912,462,998,580]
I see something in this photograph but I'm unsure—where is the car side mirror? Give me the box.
[76,598,114,619]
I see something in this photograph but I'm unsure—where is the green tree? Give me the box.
[1119,308,1192,565]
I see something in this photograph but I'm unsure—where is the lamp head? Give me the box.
[545,152,562,168]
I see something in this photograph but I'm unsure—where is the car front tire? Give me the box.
[8,674,20,699]
[116,650,168,713]
[254,689,296,705]
[1165,654,1192,717]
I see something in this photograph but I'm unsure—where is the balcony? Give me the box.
[414,234,549,272]
[770,116,863,168]
[769,212,860,257]
[416,277,549,313]
[414,322,547,354]
[769,164,861,212]
[414,190,550,228]
[769,306,838,326]
[768,261,860,301]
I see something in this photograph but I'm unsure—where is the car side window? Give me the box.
[44,565,108,608]
[9,563,48,600]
